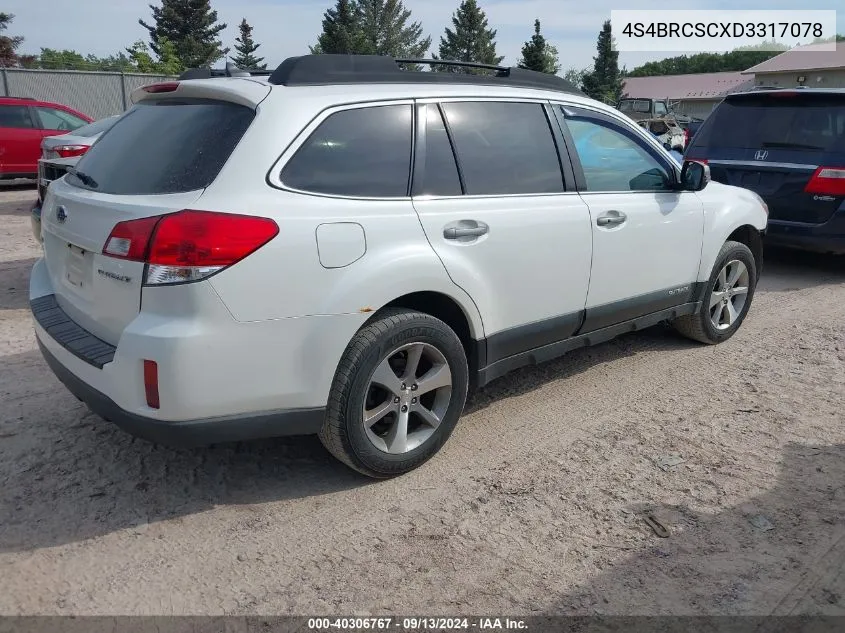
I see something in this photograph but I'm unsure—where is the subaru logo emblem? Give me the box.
[56,205,67,223]
[754,150,769,161]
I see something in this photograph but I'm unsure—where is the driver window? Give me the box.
[654,101,668,116]
[565,116,673,192]
[34,106,88,131]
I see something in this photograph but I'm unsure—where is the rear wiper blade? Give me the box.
[761,141,824,150]
[67,167,98,189]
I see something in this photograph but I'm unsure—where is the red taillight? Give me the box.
[804,167,845,196]
[102,210,278,285]
[143,360,160,409]
[54,145,89,158]
[103,215,161,261]
[148,210,279,267]
[142,82,180,93]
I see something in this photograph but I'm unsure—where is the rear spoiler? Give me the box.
[179,62,272,80]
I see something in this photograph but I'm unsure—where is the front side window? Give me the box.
[34,107,88,131]
[0,105,34,129]
[441,101,563,195]
[565,114,673,192]
[654,102,668,116]
[281,104,412,198]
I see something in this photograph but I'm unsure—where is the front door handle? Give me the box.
[443,220,489,240]
[596,211,627,227]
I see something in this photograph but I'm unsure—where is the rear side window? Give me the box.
[0,105,34,129]
[692,94,845,153]
[416,104,462,196]
[441,102,563,195]
[67,99,254,195]
[281,105,412,198]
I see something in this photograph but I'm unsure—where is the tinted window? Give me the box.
[417,104,461,196]
[441,102,563,195]
[67,99,254,195]
[0,105,34,129]
[34,107,88,131]
[692,94,845,153]
[566,116,672,192]
[281,105,412,197]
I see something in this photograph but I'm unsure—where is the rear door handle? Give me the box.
[596,211,627,227]
[443,221,489,240]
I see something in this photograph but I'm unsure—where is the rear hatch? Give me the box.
[40,89,259,346]
[686,91,845,224]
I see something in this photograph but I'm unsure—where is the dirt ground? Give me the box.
[0,184,843,616]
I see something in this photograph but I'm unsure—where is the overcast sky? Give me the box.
[6,0,843,73]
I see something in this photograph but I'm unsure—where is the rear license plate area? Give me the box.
[64,245,89,289]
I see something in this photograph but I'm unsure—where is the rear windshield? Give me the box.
[72,116,120,138]
[692,94,845,153]
[67,99,254,195]
[619,99,651,113]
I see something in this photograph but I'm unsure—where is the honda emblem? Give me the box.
[754,150,769,161]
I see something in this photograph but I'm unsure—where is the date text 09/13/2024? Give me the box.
[307,617,528,631]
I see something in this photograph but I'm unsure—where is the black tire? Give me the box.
[318,308,469,478]
[673,240,757,344]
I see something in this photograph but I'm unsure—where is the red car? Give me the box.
[0,96,93,180]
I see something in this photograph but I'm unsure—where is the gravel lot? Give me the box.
[1,184,843,616]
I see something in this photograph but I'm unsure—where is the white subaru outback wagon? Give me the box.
[31,55,768,478]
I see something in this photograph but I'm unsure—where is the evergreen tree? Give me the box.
[436,0,502,72]
[518,19,559,74]
[232,18,265,69]
[357,0,430,58]
[311,0,366,55]
[139,0,228,69]
[581,20,623,104]
[0,13,24,67]
[126,38,183,75]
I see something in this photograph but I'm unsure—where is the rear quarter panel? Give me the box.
[199,90,485,337]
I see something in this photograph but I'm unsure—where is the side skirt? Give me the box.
[476,301,700,388]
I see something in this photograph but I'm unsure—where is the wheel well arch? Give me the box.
[726,224,764,279]
[373,291,483,382]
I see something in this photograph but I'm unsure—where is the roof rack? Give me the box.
[266,54,583,95]
[178,61,273,81]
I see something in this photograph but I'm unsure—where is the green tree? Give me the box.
[139,0,228,69]
[311,0,367,54]
[581,20,623,104]
[627,42,791,77]
[0,12,24,67]
[518,19,559,74]
[563,67,587,90]
[126,37,183,74]
[356,0,430,58]
[232,18,265,69]
[436,0,501,72]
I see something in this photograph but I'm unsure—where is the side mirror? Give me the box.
[681,160,710,191]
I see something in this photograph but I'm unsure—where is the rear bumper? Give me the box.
[766,211,845,255]
[38,339,324,447]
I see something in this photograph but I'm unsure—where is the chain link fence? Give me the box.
[0,68,177,120]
